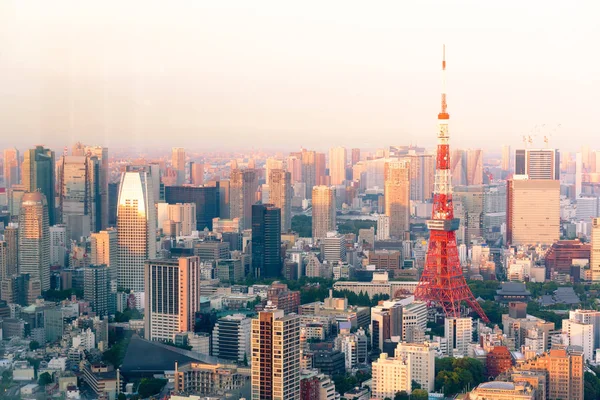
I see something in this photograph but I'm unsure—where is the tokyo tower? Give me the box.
[414,46,489,323]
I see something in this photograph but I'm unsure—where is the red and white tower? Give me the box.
[414,46,489,323]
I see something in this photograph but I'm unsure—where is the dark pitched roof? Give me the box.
[120,335,222,375]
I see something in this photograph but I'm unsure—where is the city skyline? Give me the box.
[1,1,599,151]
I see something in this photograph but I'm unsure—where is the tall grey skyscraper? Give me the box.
[117,166,156,292]
[2,225,18,278]
[23,146,56,225]
[252,204,281,278]
[84,265,110,318]
[84,146,109,230]
[18,192,50,291]
[268,169,292,232]
[57,155,101,239]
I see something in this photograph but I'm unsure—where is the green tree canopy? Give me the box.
[29,341,40,351]
[38,372,52,386]
[137,378,167,398]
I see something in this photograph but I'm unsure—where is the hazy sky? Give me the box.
[0,1,598,152]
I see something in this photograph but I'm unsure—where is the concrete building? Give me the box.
[321,232,346,264]
[212,314,251,363]
[269,169,292,232]
[144,257,200,341]
[3,147,20,189]
[467,382,535,400]
[90,229,118,280]
[173,362,249,397]
[454,185,484,245]
[22,146,56,225]
[267,282,300,315]
[230,168,259,230]
[569,309,600,349]
[312,186,336,241]
[18,192,50,290]
[172,147,186,185]
[563,319,594,361]
[371,342,436,398]
[507,179,560,246]
[49,224,68,267]
[384,160,410,239]
[117,167,156,292]
[515,148,560,180]
[251,302,300,400]
[251,204,282,278]
[2,225,18,278]
[376,214,390,241]
[83,265,110,317]
[57,155,101,239]
[329,146,347,186]
[157,203,197,236]
[592,218,600,281]
[445,317,472,357]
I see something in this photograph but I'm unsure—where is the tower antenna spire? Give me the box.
[439,44,448,119]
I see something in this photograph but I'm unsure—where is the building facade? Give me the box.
[18,192,50,291]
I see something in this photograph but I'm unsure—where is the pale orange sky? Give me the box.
[0,1,598,152]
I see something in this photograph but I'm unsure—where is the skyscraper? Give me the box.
[591,218,600,282]
[251,303,300,400]
[23,146,56,225]
[268,169,292,232]
[316,152,327,186]
[190,161,204,185]
[506,179,560,246]
[230,169,259,230]
[501,145,511,171]
[90,229,118,280]
[0,241,7,281]
[301,150,317,198]
[252,204,281,278]
[18,192,50,291]
[212,314,252,363]
[444,317,472,357]
[451,149,483,186]
[312,186,336,241]
[329,147,347,186]
[84,146,109,230]
[265,158,284,186]
[117,167,156,292]
[144,256,200,341]
[406,152,435,201]
[2,225,18,278]
[3,147,20,189]
[351,148,361,166]
[57,155,101,239]
[384,160,410,239]
[515,148,560,180]
[83,265,110,318]
[172,147,186,185]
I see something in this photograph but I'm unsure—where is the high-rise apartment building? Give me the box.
[506,179,560,246]
[49,224,68,267]
[316,152,327,186]
[301,150,317,198]
[563,319,593,361]
[172,147,186,185]
[23,146,56,225]
[84,265,110,318]
[144,256,200,341]
[189,161,204,185]
[385,160,410,239]
[406,152,435,202]
[212,314,252,363]
[321,232,346,264]
[351,148,361,166]
[451,149,483,186]
[372,342,436,398]
[252,204,281,278]
[57,155,101,239]
[329,147,347,186]
[230,169,259,230]
[3,148,20,189]
[2,225,18,278]
[592,219,600,282]
[515,148,560,180]
[502,145,511,171]
[269,169,292,232]
[251,303,300,400]
[569,309,600,349]
[312,186,336,241]
[517,346,583,400]
[18,192,50,291]
[90,229,118,280]
[117,167,157,292]
[265,158,284,186]
[0,242,6,281]
[376,214,390,241]
[444,317,472,357]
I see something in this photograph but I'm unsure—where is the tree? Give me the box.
[394,391,409,400]
[2,370,12,383]
[411,380,422,391]
[411,389,428,400]
[137,378,167,398]
[38,372,52,386]
[29,341,40,351]
[117,394,127,400]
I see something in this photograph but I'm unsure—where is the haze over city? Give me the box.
[1,0,599,151]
